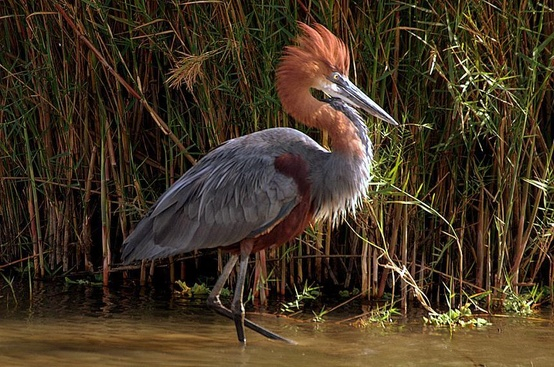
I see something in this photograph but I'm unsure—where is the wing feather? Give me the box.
[121,130,308,263]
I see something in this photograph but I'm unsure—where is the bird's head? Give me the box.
[277,23,398,127]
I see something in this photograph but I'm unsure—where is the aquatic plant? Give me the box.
[353,304,401,328]
[502,284,544,316]
[280,282,321,314]
[311,306,329,323]
[64,276,103,287]
[424,285,490,329]
[423,304,490,329]
[175,281,211,297]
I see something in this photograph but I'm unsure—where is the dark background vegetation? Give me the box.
[1,1,553,311]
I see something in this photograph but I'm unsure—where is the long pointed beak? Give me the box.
[324,73,399,126]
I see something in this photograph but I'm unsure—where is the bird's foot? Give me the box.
[207,298,296,344]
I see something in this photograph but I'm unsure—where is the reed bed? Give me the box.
[1,0,553,311]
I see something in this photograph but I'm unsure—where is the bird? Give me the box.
[121,22,398,344]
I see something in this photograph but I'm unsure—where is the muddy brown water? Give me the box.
[0,283,553,366]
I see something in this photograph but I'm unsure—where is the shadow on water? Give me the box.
[1,283,553,366]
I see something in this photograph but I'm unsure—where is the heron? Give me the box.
[121,23,398,344]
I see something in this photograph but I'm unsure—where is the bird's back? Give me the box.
[121,127,328,263]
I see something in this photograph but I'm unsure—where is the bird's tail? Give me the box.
[120,216,156,264]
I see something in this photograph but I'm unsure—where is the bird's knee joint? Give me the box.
[230,301,245,316]
[207,295,222,309]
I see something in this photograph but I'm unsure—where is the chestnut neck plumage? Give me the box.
[276,70,373,224]
[278,83,367,158]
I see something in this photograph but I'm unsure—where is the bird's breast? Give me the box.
[309,151,372,224]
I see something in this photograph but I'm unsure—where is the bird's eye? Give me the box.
[331,72,340,81]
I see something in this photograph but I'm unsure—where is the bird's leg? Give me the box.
[207,244,296,344]
[207,254,238,311]
[231,246,250,343]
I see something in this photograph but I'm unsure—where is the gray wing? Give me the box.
[121,130,306,263]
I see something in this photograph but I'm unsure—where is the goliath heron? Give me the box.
[122,23,398,344]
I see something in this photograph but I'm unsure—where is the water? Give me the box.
[1,283,553,366]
